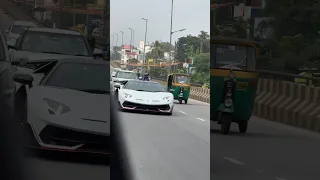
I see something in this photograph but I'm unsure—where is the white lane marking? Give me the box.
[196,117,205,121]
[188,98,209,105]
[223,157,245,165]
[275,178,287,180]
[177,109,207,122]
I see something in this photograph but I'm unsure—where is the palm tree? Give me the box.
[198,31,209,40]
[198,31,209,54]
[150,41,164,60]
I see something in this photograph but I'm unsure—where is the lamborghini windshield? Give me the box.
[124,81,166,92]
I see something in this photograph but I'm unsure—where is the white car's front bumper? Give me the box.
[26,112,110,154]
[118,96,174,113]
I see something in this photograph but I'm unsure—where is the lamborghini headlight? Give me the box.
[123,92,132,98]
[43,98,70,115]
[163,96,171,102]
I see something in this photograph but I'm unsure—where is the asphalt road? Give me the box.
[110,67,210,180]
[211,115,320,180]
[0,4,110,180]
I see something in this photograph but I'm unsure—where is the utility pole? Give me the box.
[169,0,173,74]
[115,33,118,60]
[142,18,148,75]
[128,28,133,52]
[120,31,124,46]
[133,30,135,48]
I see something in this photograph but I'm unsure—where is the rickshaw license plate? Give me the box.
[236,82,249,91]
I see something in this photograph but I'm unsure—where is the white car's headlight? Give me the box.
[43,98,70,115]
[123,92,132,98]
[163,96,171,102]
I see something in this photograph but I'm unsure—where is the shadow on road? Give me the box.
[25,149,110,166]
[210,128,301,139]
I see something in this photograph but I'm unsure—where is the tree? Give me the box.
[159,42,174,52]
[198,31,209,40]
[175,31,209,62]
[149,66,167,80]
[128,58,139,64]
[214,17,248,38]
[261,0,320,72]
[111,46,121,60]
[149,41,164,60]
[191,53,210,85]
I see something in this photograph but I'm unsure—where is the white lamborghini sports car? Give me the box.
[13,58,110,155]
[115,80,174,115]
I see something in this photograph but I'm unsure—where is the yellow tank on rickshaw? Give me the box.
[210,37,259,134]
[167,73,191,104]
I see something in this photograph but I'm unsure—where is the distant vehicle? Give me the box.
[111,67,121,77]
[113,70,138,84]
[115,80,174,115]
[13,58,110,154]
[4,21,37,41]
[8,27,102,68]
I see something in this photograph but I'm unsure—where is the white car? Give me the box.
[111,67,121,77]
[115,80,174,115]
[13,58,110,154]
[4,21,37,43]
[113,70,138,88]
[8,27,101,64]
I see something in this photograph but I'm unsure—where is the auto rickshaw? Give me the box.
[210,37,259,134]
[167,73,191,104]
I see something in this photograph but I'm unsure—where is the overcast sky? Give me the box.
[110,0,209,47]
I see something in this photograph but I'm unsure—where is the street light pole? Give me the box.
[115,33,118,60]
[120,31,124,47]
[111,34,114,47]
[128,28,133,52]
[142,18,148,75]
[132,30,135,48]
[111,34,114,60]
[115,33,118,47]
[169,0,173,73]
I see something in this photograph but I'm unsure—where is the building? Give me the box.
[120,45,137,64]
[136,40,152,63]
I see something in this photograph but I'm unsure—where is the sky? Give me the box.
[110,0,210,47]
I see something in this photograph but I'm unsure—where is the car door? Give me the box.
[0,29,15,113]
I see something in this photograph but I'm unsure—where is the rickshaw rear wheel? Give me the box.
[238,121,248,133]
[220,113,231,135]
[179,99,182,104]
[184,100,187,104]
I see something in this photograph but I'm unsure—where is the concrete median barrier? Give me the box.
[190,87,210,103]
[253,78,320,133]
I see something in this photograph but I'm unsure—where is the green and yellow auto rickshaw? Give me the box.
[167,73,191,104]
[210,37,259,134]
